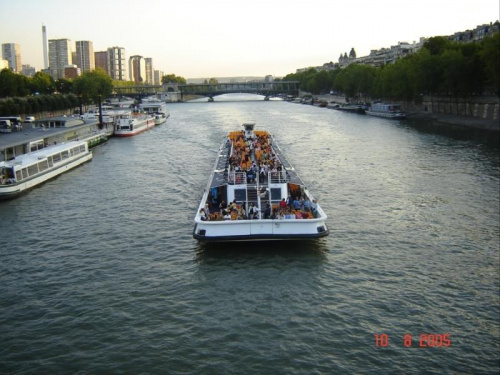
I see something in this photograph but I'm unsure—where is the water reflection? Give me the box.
[194,239,330,264]
[404,118,500,148]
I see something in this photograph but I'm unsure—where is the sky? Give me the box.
[0,0,498,79]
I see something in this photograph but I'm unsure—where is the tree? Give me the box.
[479,33,500,94]
[161,74,186,84]
[208,78,218,85]
[73,68,113,121]
[31,72,55,95]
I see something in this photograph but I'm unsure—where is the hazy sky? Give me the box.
[0,0,498,78]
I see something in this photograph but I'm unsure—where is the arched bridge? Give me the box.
[177,81,300,99]
[113,81,300,100]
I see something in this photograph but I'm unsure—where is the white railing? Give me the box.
[268,170,287,184]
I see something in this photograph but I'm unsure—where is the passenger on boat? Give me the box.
[303,199,312,212]
[311,199,318,217]
[279,198,287,210]
[199,209,208,221]
[293,197,301,210]
[223,210,231,220]
[249,203,260,219]
[263,203,271,219]
[219,200,227,212]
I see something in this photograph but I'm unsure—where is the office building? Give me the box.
[21,64,36,77]
[75,41,95,72]
[48,38,72,79]
[107,46,127,81]
[129,55,146,84]
[145,57,153,84]
[1,43,22,72]
[94,51,108,74]
[154,69,164,85]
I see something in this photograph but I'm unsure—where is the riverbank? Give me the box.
[406,110,500,132]
[313,94,499,132]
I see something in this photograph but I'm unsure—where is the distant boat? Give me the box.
[139,97,170,125]
[335,103,367,114]
[366,103,406,119]
[114,111,156,137]
[0,141,92,200]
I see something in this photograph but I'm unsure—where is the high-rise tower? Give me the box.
[1,43,22,72]
[42,24,48,69]
[75,41,95,72]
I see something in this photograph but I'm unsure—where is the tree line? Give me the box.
[280,34,499,102]
[0,68,188,116]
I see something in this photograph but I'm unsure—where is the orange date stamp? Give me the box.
[374,333,451,348]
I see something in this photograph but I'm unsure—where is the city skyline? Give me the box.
[0,0,498,79]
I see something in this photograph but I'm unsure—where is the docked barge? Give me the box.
[0,140,92,200]
[193,123,329,242]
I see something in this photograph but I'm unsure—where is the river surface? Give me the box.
[1,98,499,374]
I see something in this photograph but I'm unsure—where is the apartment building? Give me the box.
[107,46,127,81]
[48,38,72,79]
[1,43,22,72]
[75,41,95,72]
[129,55,146,84]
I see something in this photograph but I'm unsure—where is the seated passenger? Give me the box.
[199,209,207,221]
[303,199,312,212]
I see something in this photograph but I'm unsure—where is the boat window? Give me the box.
[80,145,86,153]
[22,168,28,179]
[270,188,282,201]
[61,150,69,160]
[38,160,49,172]
[72,146,81,156]
[15,170,22,181]
[47,157,53,168]
[27,164,39,176]
[52,153,62,163]
[234,188,246,202]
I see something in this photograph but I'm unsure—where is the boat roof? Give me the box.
[0,117,98,152]
[0,141,86,168]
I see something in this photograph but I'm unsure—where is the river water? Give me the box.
[1,98,499,374]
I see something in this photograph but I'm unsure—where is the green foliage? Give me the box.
[72,68,113,104]
[479,33,500,93]
[0,69,31,97]
[282,33,499,100]
[162,74,186,84]
[31,72,56,94]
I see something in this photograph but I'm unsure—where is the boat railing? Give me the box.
[268,170,288,184]
[228,171,247,185]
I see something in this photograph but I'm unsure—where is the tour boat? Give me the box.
[139,97,170,125]
[365,103,406,119]
[0,140,92,200]
[114,111,156,137]
[193,123,329,242]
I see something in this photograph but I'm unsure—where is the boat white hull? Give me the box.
[0,153,92,199]
[365,110,406,119]
[114,118,155,137]
[193,218,329,242]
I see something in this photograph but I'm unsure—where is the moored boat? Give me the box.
[366,103,406,119]
[0,140,92,200]
[114,111,156,137]
[139,97,170,125]
[193,123,329,242]
[335,103,367,114]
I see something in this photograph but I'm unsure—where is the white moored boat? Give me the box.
[114,111,156,137]
[139,97,170,125]
[365,103,406,119]
[0,141,92,200]
[193,123,329,242]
